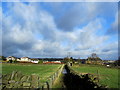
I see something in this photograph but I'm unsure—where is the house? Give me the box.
[20,57,31,62]
[6,56,16,61]
[31,60,39,64]
[31,58,39,64]
[6,56,16,62]
[43,60,62,64]
[16,58,21,61]
[107,60,115,63]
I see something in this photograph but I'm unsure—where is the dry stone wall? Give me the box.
[42,64,64,88]
[2,71,40,89]
[2,64,64,89]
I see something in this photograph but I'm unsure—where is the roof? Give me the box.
[7,56,16,58]
[21,57,29,58]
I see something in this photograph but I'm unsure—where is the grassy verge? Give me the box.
[71,64,119,88]
[2,63,62,83]
[52,72,64,88]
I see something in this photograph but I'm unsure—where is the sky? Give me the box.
[1,2,119,60]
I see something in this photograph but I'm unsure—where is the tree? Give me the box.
[113,58,120,66]
[88,53,102,61]
[87,53,102,64]
[0,56,6,61]
[77,58,81,64]
[38,60,43,64]
[91,53,97,58]
[63,57,70,63]
[9,59,13,63]
[63,57,74,63]
[70,57,75,63]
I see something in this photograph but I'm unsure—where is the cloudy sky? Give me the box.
[1,2,118,60]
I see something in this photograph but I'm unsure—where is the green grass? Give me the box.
[71,64,119,88]
[52,72,64,88]
[0,63,2,73]
[2,63,62,83]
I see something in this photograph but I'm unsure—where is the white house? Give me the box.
[43,60,62,64]
[31,60,39,64]
[16,58,21,61]
[20,57,31,62]
[30,58,39,64]
[6,56,16,61]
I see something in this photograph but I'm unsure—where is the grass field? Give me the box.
[71,64,119,88]
[2,63,62,83]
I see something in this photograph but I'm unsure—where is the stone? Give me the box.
[16,71,23,81]
[26,76,31,82]
[12,71,23,81]
[17,85,23,88]
[2,74,11,80]
[6,84,13,88]
[0,84,2,90]
[49,78,52,87]
[12,81,22,88]
[8,80,15,84]
[18,82,23,87]
[2,80,8,85]
[20,75,28,82]
[14,72,18,81]
[2,85,5,89]
[23,82,31,87]
[43,83,47,88]
[0,74,2,79]
[10,71,16,80]
[24,87,30,88]
[52,75,55,81]
[12,84,18,88]
[31,74,39,88]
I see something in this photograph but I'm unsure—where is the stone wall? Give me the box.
[67,65,107,88]
[63,65,107,89]
[42,64,64,88]
[2,71,40,89]
[2,64,64,89]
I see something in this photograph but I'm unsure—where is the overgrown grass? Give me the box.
[2,63,62,83]
[71,64,119,88]
[52,72,64,88]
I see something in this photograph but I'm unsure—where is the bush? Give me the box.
[38,60,43,64]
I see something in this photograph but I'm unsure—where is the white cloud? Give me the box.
[2,2,118,60]
[56,2,117,31]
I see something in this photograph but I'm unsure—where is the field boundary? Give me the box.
[2,64,65,89]
[42,64,64,89]
[67,65,107,88]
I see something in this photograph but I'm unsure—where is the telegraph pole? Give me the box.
[68,52,71,58]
